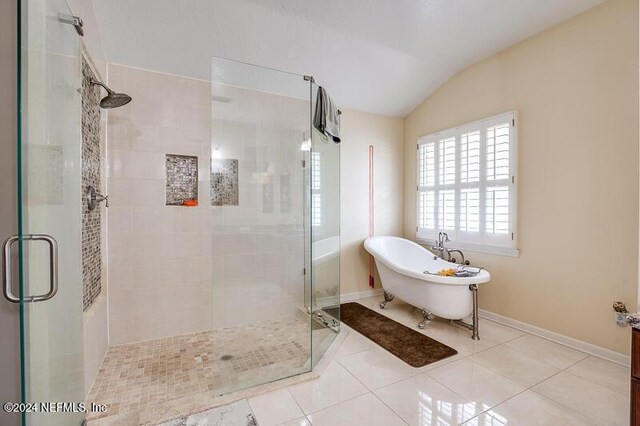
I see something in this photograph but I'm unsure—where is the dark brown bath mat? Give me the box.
[340,302,457,368]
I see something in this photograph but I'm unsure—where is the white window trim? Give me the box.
[416,111,519,257]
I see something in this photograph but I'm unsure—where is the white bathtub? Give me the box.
[364,236,491,339]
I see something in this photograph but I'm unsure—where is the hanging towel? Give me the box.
[313,86,341,143]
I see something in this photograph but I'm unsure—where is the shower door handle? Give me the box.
[2,234,59,303]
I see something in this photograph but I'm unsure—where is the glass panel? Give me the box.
[210,57,312,395]
[19,0,85,424]
[310,82,340,368]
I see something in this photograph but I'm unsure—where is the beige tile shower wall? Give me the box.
[403,0,638,355]
[106,64,214,345]
[209,83,308,329]
[340,109,404,295]
[106,65,310,343]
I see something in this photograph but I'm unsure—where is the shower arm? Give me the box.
[90,80,114,94]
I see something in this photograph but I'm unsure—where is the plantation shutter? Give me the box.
[416,111,517,253]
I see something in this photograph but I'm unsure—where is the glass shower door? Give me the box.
[309,82,340,367]
[209,57,313,395]
[9,0,85,424]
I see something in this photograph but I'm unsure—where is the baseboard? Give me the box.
[340,288,383,303]
[339,290,630,367]
[479,309,631,367]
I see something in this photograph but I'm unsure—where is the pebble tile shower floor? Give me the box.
[86,313,320,421]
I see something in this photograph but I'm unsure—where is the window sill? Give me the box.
[416,238,520,258]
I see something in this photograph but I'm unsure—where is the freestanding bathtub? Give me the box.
[364,236,491,339]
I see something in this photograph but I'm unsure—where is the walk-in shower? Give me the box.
[81,58,341,422]
[13,0,339,420]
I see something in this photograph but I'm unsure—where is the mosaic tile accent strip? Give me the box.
[166,154,199,206]
[81,56,103,311]
[86,313,324,422]
[211,159,239,206]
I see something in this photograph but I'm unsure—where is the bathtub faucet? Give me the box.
[431,233,468,265]
[431,232,451,259]
[447,249,466,265]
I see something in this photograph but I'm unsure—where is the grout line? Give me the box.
[284,387,311,423]
[526,387,602,423]
[368,390,410,425]
[552,367,630,398]
[282,349,372,418]
[313,379,370,417]
[471,350,607,423]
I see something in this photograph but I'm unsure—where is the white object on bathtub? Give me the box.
[364,236,491,339]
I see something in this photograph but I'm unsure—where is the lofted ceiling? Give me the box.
[92,0,604,117]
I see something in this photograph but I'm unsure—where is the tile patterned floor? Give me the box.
[90,296,631,425]
[87,312,321,422]
[241,296,631,426]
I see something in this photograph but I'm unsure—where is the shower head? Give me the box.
[90,80,132,109]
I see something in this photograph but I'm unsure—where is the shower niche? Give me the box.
[165,154,198,206]
[210,158,239,206]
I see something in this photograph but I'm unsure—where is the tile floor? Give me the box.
[87,312,328,422]
[240,297,630,426]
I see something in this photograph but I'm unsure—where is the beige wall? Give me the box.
[403,0,638,355]
[341,109,404,295]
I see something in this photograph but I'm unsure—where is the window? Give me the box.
[311,152,322,227]
[416,111,518,256]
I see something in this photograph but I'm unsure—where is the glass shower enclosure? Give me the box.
[12,0,86,424]
[209,58,340,395]
[11,27,341,423]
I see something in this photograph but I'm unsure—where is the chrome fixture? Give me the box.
[451,284,480,340]
[418,309,435,329]
[86,186,109,211]
[90,80,132,109]
[314,311,339,332]
[430,232,470,265]
[431,232,451,259]
[3,234,59,303]
[58,13,84,36]
[379,290,395,309]
[305,75,342,116]
[447,249,466,265]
